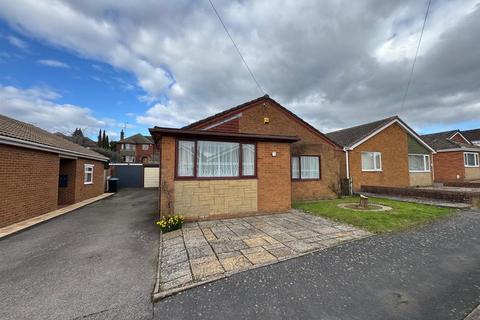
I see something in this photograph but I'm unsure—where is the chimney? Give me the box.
[120,129,125,140]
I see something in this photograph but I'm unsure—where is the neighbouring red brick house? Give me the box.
[421,130,480,182]
[116,131,158,163]
[462,128,480,146]
[149,95,342,220]
[0,114,109,228]
[327,116,436,193]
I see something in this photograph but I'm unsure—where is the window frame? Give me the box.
[464,152,479,167]
[408,154,431,172]
[142,144,150,150]
[291,155,321,181]
[175,139,257,180]
[84,164,94,185]
[361,151,382,172]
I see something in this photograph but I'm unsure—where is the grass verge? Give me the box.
[294,196,456,233]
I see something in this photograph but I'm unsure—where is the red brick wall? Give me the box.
[348,123,410,192]
[207,118,239,133]
[0,145,59,228]
[432,151,465,182]
[74,159,105,202]
[58,159,77,205]
[135,143,156,163]
[159,136,176,215]
[257,142,292,212]
[450,134,469,144]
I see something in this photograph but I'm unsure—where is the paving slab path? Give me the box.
[155,210,480,320]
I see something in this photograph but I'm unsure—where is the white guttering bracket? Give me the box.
[346,119,436,154]
[201,113,242,131]
[0,135,108,162]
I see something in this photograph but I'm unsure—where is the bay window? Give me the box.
[464,152,479,167]
[291,156,320,180]
[408,154,431,172]
[176,140,256,178]
[361,151,382,171]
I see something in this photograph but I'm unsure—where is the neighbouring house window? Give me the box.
[361,152,382,171]
[178,140,195,176]
[125,156,135,163]
[291,156,320,180]
[242,144,255,176]
[84,164,94,184]
[408,154,430,172]
[142,144,150,150]
[176,140,256,178]
[464,152,479,167]
[125,144,135,150]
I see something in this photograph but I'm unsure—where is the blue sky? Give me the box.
[0,0,479,140]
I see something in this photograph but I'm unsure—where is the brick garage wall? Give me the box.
[349,123,410,192]
[58,159,76,205]
[73,159,105,202]
[174,180,257,219]
[432,151,465,182]
[0,145,59,228]
[257,142,292,212]
[159,136,176,215]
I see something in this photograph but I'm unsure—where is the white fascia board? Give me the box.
[345,119,436,154]
[201,113,242,130]
[448,131,472,144]
[437,148,480,153]
[0,135,108,162]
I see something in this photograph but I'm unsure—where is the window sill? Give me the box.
[84,182,93,185]
[292,178,321,181]
[361,170,382,172]
[409,170,431,173]
[464,165,480,168]
[175,176,257,181]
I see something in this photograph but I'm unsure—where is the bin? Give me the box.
[108,178,119,192]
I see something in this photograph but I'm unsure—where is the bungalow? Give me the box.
[421,130,480,182]
[149,95,342,220]
[461,128,480,146]
[0,114,109,228]
[326,116,436,193]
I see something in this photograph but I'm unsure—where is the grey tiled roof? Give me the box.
[119,133,153,144]
[0,114,108,161]
[326,116,398,148]
[421,130,480,151]
[461,128,480,142]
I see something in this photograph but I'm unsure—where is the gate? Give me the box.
[110,164,143,188]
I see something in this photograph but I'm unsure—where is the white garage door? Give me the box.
[144,167,159,188]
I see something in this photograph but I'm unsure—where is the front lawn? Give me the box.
[294,196,456,233]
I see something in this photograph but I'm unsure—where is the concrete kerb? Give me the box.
[152,230,372,302]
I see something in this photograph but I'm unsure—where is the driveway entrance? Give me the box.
[0,188,158,320]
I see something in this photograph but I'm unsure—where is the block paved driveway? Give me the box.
[0,188,159,320]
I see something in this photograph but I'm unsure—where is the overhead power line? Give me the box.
[207,0,266,95]
[400,0,432,109]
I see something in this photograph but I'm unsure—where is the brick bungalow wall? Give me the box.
[158,136,292,219]
[432,151,465,182]
[58,159,77,205]
[74,158,105,202]
[190,100,340,200]
[348,123,410,191]
[0,145,59,228]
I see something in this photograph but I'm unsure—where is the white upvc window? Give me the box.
[84,164,94,184]
[142,144,150,150]
[361,152,382,172]
[408,154,431,172]
[125,156,135,163]
[464,152,479,167]
[125,143,135,151]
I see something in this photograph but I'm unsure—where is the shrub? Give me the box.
[156,215,184,233]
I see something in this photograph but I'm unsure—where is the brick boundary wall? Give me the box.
[443,181,480,188]
[360,185,480,203]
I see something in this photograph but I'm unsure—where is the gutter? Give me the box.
[0,135,108,162]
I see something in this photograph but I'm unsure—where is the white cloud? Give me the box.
[0,84,120,137]
[0,0,479,131]
[37,59,70,68]
[7,35,28,50]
